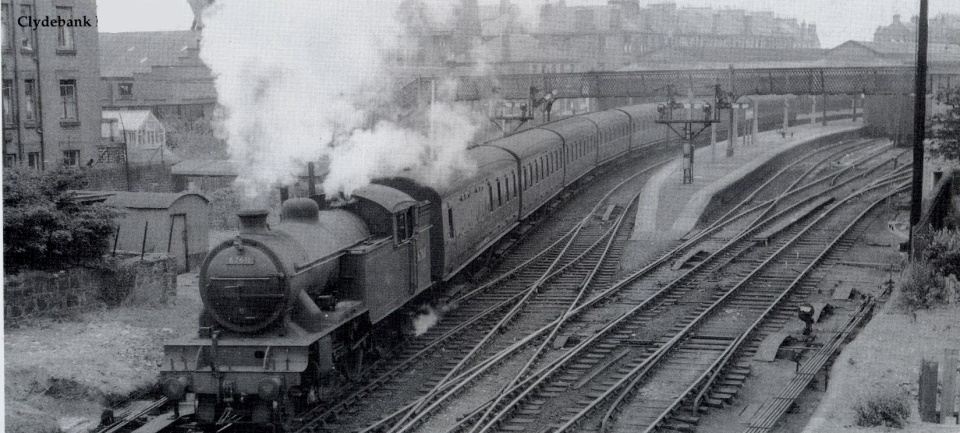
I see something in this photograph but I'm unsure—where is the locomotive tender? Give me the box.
[159,98,832,426]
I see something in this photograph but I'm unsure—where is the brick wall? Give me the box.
[84,163,175,192]
[4,254,177,324]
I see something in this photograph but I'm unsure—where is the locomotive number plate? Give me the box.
[227,256,255,265]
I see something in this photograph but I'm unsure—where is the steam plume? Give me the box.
[200,1,482,200]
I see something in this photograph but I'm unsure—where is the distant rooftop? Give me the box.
[99,31,202,78]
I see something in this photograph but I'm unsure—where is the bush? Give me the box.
[3,167,118,273]
[899,261,947,310]
[854,392,910,428]
[924,229,960,279]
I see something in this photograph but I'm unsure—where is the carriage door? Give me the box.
[167,213,189,272]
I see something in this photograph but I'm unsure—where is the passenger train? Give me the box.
[159,97,848,427]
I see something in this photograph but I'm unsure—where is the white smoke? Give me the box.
[412,305,440,337]
[200,1,482,200]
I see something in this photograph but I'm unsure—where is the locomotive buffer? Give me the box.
[656,85,731,184]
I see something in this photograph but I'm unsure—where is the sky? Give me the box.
[94,0,960,48]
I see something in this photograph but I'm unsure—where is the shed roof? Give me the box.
[101,191,209,209]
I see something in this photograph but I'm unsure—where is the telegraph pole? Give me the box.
[910,0,928,256]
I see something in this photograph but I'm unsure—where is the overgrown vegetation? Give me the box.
[923,228,960,278]
[899,261,946,309]
[163,116,228,160]
[903,229,960,310]
[3,167,118,273]
[854,391,911,428]
[929,86,960,161]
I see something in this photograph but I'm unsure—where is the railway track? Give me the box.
[291,149,673,433]
[354,147,909,433]
[598,180,909,433]
[437,172,909,433]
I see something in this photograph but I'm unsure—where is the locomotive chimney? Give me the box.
[238,209,270,233]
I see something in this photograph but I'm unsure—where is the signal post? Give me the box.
[657,85,732,184]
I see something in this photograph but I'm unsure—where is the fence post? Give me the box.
[943,349,958,424]
[920,359,940,422]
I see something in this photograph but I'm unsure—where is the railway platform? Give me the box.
[631,119,864,243]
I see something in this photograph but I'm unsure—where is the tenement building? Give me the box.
[874,13,960,45]
[2,0,100,170]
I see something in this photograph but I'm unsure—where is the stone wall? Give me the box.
[4,254,177,324]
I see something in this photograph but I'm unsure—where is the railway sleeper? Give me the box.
[671,410,701,425]
[662,420,697,433]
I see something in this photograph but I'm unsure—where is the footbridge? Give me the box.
[397,65,957,108]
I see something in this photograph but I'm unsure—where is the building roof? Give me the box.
[99,31,202,78]
[828,40,960,63]
[102,110,158,131]
[70,191,209,209]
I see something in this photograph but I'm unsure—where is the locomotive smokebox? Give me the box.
[238,209,270,234]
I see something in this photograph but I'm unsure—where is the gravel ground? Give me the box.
[4,273,203,433]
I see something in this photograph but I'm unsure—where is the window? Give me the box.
[118,82,133,98]
[55,7,74,50]
[2,80,12,126]
[23,79,36,123]
[1,4,11,51]
[487,183,493,212]
[4,154,17,167]
[447,207,455,238]
[512,172,517,197]
[496,179,502,206]
[59,80,78,120]
[19,5,33,51]
[62,150,80,166]
[27,152,40,170]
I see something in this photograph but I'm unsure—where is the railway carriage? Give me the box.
[583,109,632,165]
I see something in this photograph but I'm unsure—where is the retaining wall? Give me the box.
[4,254,177,324]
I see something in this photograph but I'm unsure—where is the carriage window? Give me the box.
[395,208,414,243]
[497,179,503,205]
[512,172,517,197]
[487,182,494,212]
[448,207,455,238]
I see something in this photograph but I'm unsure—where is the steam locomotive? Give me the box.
[159,97,849,426]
